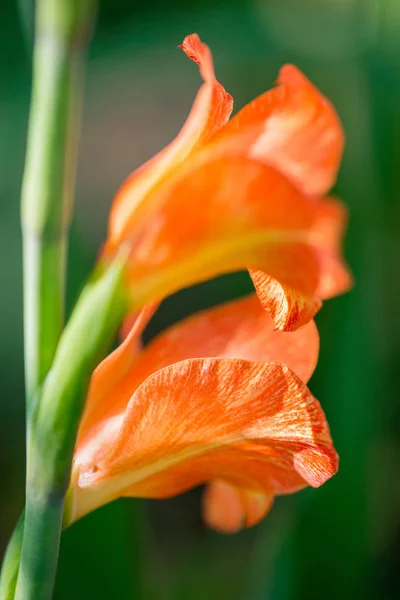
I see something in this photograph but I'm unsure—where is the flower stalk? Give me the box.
[0,1,98,598]
[22,0,95,402]
[14,255,129,600]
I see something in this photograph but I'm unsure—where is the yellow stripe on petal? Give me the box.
[107,156,325,330]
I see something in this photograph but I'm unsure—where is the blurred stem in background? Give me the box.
[18,0,34,56]
[0,517,24,600]
[0,0,96,599]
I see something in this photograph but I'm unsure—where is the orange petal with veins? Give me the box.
[68,359,337,526]
[212,64,344,196]
[249,268,322,333]
[109,33,233,244]
[250,197,352,330]
[109,156,323,330]
[77,294,319,450]
[249,236,322,332]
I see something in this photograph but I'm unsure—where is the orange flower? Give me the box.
[65,295,338,533]
[103,33,351,331]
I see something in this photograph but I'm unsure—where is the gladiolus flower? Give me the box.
[102,33,351,331]
[65,295,338,533]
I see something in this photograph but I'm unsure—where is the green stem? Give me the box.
[22,0,95,402]
[23,236,66,403]
[1,0,90,590]
[14,256,129,600]
[14,498,63,600]
[2,1,98,598]
[0,258,128,600]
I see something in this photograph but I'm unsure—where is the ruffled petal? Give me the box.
[108,33,233,244]
[77,294,319,452]
[68,359,338,525]
[109,156,321,324]
[249,268,322,332]
[213,65,344,196]
[202,481,274,532]
[250,197,352,330]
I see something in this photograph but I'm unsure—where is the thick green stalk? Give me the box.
[23,237,66,402]
[22,0,95,402]
[0,2,96,598]
[14,255,129,600]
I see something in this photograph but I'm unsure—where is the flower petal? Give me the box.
[68,359,338,525]
[249,197,352,330]
[202,481,274,532]
[111,155,321,323]
[77,294,319,453]
[213,65,344,196]
[130,294,319,384]
[249,268,322,332]
[77,303,157,449]
[108,33,233,245]
[311,197,353,299]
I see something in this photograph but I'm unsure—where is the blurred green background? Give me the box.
[1,0,400,598]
